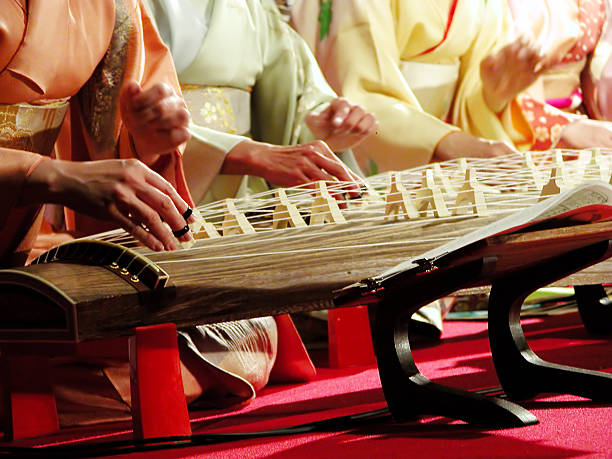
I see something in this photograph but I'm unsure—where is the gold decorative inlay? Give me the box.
[0,100,69,156]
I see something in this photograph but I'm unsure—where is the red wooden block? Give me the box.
[269,314,317,382]
[328,306,376,368]
[129,323,191,439]
[1,352,59,440]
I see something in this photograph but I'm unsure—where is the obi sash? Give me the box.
[0,99,68,266]
[0,100,68,156]
[181,85,251,137]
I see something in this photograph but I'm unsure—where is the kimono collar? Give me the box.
[146,0,212,74]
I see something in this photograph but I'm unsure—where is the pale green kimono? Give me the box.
[145,0,442,342]
[144,0,358,204]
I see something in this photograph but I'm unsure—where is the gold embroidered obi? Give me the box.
[0,99,69,156]
[0,99,68,267]
[181,85,251,136]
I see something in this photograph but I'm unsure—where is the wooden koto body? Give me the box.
[3,149,612,343]
[1,149,612,440]
[2,215,612,344]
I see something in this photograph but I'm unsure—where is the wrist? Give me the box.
[129,134,163,165]
[20,157,63,206]
[222,139,266,176]
[483,89,507,115]
[433,130,463,161]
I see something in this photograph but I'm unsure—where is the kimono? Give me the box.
[0,0,190,266]
[139,0,324,419]
[0,0,202,427]
[144,0,357,204]
[291,0,533,172]
[508,0,608,149]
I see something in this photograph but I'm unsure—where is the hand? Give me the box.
[481,37,548,113]
[556,119,612,149]
[222,139,364,198]
[120,81,190,160]
[22,158,195,252]
[305,98,378,152]
[434,131,518,161]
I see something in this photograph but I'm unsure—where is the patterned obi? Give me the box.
[181,85,251,136]
[0,99,69,156]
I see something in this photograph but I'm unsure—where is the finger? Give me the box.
[334,105,366,133]
[113,201,178,251]
[150,103,190,130]
[119,81,143,118]
[142,167,196,224]
[356,113,378,134]
[136,171,196,230]
[131,83,174,111]
[139,187,192,243]
[131,105,161,126]
[167,126,190,146]
[302,164,349,208]
[121,81,141,99]
[329,99,352,127]
[516,45,531,62]
[310,103,334,124]
[143,126,190,153]
[308,150,362,196]
[130,96,188,129]
[129,200,181,251]
[282,168,311,187]
[115,212,165,252]
[315,145,365,187]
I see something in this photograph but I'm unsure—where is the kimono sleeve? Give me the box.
[295,0,457,172]
[451,0,534,151]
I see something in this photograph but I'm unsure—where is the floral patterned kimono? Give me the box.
[508,0,607,149]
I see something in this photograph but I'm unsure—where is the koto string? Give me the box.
[67,149,612,265]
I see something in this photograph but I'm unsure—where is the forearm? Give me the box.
[0,149,45,228]
[221,139,271,177]
[18,157,72,208]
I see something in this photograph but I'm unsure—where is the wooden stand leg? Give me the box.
[328,307,376,368]
[129,323,191,439]
[1,351,59,440]
[489,241,612,402]
[574,284,612,335]
[370,258,537,427]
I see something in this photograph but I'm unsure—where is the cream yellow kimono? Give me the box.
[292,0,532,173]
[144,0,353,204]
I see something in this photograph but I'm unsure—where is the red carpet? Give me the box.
[4,312,611,458]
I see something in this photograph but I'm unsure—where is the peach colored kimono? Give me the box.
[0,0,195,426]
[0,0,313,427]
[0,0,190,267]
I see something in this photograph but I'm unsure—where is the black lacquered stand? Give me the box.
[365,240,612,428]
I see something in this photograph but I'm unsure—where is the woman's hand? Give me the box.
[120,81,190,160]
[556,119,612,149]
[481,37,548,113]
[222,139,363,198]
[22,158,195,251]
[305,98,378,152]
